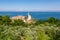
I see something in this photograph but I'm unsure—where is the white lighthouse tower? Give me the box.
[27,12,32,21]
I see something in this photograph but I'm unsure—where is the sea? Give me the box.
[0,12,60,20]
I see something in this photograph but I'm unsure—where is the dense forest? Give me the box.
[0,15,60,40]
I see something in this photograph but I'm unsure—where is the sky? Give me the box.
[0,0,60,11]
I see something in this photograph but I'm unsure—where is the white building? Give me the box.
[11,12,32,23]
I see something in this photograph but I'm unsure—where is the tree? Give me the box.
[35,20,45,25]
[12,19,28,27]
[47,17,56,24]
[0,15,3,25]
[3,15,11,25]
[36,28,50,40]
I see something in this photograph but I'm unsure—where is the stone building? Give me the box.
[11,12,33,24]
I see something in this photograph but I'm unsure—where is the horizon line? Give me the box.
[0,11,60,12]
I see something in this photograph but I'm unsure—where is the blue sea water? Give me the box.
[0,12,60,20]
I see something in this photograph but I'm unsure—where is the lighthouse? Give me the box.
[26,12,32,23]
[27,12,32,20]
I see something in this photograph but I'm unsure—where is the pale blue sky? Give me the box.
[0,0,60,11]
